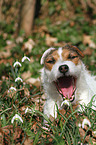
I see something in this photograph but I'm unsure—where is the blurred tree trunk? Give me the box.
[19,0,36,36]
[0,0,3,22]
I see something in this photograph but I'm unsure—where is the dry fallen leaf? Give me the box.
[0,125,25,144]
[79,127,96,143]
[16,36,24,44]
[22,70,40,87]
[46,34,57,46]
[0,43,16,59]
[26,77,40,87]
[0,129,3,145]
[21,71,32,80]
[83,47,93,56]
[23,38,35,53]
[83,35,96,49]
[24,138,33,145]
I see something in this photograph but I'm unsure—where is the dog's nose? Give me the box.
[59,65,69,73]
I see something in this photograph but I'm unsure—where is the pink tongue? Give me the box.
[57,76,74,99]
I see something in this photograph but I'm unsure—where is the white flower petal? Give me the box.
[22,56,30,62]
[11,114,23,123]
[82,118,91,128]
[93,131,96,135]
[78,123,81,128]
[13,61,22,67]
[8,87,16,92]
[25,107,32,114]
[15,77,23,82]
[61,100,70,107]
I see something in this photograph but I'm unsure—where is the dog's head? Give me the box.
[41,44,84,102]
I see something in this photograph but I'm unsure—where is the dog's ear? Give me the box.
[41,47,55,65]
[65,44,84,58]
[72,45,84,58]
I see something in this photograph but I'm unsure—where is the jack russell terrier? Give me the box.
[41,44,96,119]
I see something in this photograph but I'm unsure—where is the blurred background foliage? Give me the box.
[0,0,96,79]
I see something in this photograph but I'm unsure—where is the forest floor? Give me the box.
[0,1,96,144]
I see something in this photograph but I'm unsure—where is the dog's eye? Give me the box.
[46,58,55,64]
[68,55,78,59]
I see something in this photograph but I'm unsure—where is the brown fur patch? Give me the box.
[62,49,70,60]
[71,45,84,58]
[64,44,84,58]
[44,50,59,70]
[62,48,80,65]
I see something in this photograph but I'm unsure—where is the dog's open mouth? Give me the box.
[54,76,76,102]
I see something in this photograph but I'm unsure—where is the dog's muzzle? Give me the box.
[54,64,76,102]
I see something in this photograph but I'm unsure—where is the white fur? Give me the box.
[41,47,96,119]
[58,47,62,60]
[41,47,55,65]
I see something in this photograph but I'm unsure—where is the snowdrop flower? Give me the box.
[13,61,22,67]
[93,131,96,135]
[15,77,23,82]
[61,100,70,108]
[82,118,91,128]
[25,107,32,114]
[8,87,16,92]
[22,56,30,62]
[78,123,81,128]
[11,114,23,123]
